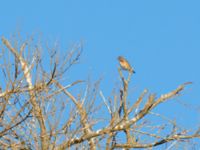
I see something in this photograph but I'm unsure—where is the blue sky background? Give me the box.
[1,0,200,148]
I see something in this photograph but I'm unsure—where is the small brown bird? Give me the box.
[118,56,135,73]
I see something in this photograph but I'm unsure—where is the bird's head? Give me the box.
[118,56,124,62]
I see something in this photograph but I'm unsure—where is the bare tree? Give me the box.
[0,35,199,150]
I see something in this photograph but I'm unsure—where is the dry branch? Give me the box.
[0,35,198,150]
[2,37,49,150]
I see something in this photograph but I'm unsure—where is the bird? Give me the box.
[118,56,135,73]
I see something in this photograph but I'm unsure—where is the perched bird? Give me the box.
[118,56,135,73]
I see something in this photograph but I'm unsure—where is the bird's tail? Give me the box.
[130,68,136,74]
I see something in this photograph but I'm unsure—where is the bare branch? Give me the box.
[2,37,49,150]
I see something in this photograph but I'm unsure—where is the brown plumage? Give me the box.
[118,56,135,73]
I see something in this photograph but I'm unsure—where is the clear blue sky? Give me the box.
[1,0,200,147]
